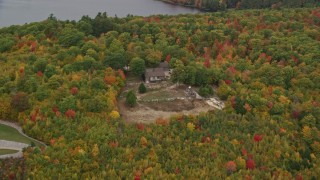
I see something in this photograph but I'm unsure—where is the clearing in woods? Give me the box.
[118,79,217,123]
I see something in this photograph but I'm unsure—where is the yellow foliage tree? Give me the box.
[187,122,195,132]
[92,144,100,157]
[0,96,18,120]
[109,110,120,119]
[140,136,148,147]
[236,157,246,169]
[302,126,312,142]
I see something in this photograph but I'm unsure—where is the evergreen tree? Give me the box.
[126,90,137,107]
[138,83,147,94]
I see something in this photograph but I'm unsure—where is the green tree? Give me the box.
[104,39,127,70]
[234,96,246,115]
[198,85,214,97]
[76,20,93,35]
[104,52,127,70]
[184,65,196,85]
[44,65,57,78]
[138,83,147,94]
[171,60,186,86]
[130,57,146,76]
[33,58,47,73]
[126,90,137,107]
[58,96,77,113]
[0,36,15,53]
[217,81,233,100]
[58,27,85,47]
[195,67,209,86]
[93,12,114,37]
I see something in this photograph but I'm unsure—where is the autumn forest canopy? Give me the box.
[0,7,320,179]
[162,0,320,11]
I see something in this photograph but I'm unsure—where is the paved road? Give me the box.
[0,140,29,159]
[0,120,47,159]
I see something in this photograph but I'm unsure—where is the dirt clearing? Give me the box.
[118,81,218,123]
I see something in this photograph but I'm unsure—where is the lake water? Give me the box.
[0,0,200,27]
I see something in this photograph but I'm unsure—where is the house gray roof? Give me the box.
[145,62,171,82]
[145,68,165,78]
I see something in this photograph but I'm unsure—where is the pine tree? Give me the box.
[126,90,137,107]
[138,83,147,94]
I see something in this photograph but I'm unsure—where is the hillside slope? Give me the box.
[0,8,319,179]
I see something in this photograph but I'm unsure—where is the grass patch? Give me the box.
[0,124,42,147]
[0,149,19,155]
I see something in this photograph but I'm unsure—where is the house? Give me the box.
[145,62,171,83]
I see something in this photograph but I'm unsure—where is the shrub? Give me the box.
[138,83,147,94]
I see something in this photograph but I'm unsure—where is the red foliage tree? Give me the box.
[230,96,236,108]
[268,102,274,109]
[312,101,319,107]
[52,106,59,113]
[291,56,299,64]
[136,123,145,131]
[227,66,237,75]
[30,41,37,52]
[225,79,232,85]
[201,136,211,143]
[65,109,76,119]
[37,71,43,77]
[70,87,79,95]
[246,159,255,170]
[165,54,171,63]
[295,174,303,180]
[109,141,119,148]
[242,148,247,156]
[50,138,56,146]
[204,58,211,68]
[225,161,237,173]
[216,54,223,63]
[175,168,180,174]
[19,67,25,74]
[292,110,301,119]
[254,134,263,142]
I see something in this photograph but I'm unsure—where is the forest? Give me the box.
[160,0,320,11]
[0,7,320,179]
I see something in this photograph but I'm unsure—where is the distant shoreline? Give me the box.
[156,0,205,11]
[156,0,226,12]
